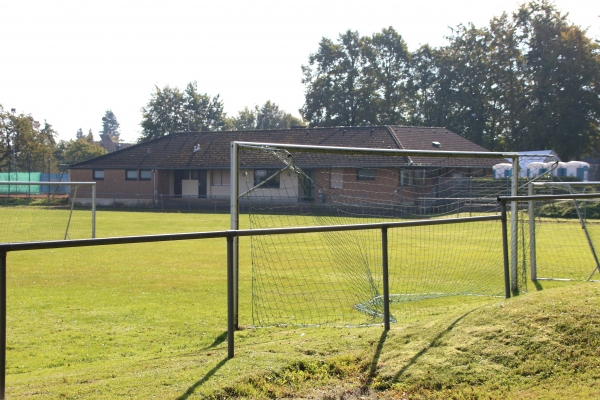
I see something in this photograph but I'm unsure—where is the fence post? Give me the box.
[510,156,519,294]
[500,200,511,299]
[1,251,6,399]
[227,235,235,358]
[529,183,536,280]
[381,227,390,330]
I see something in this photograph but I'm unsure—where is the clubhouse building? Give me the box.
[68,126,501,210]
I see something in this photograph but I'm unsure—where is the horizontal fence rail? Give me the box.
[498,193,600,202]
[0,213,505,400]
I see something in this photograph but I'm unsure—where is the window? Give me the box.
[93,169,104,180]
[254,169,280,188]
[212,169,231,186]
[357,168,376,181]
[181,170,190,180]
[330,168,343,189]
[414,170,426,186]
[126,170,138,180]
[399,170,410,186]
[140,170,152,180]
[191,170,198,180]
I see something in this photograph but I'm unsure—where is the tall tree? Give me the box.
[183,82,227,132]
[300,30,376,126]
[486,13,527,151]
[409,1,599,156]
[100,110,121,142]
[514,0,600,159]
[408,45,453,128]
[363,27,411,125]
[139,82,226,142]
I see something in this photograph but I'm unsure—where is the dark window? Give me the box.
[191,170,198,180]
[357,169,376,181]
[181,170,190,180]
[93,170,104,180]
[126,170,138,180]
[140,170,152,180]
[254,169,280,188]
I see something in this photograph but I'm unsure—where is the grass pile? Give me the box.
[209,283,600,399]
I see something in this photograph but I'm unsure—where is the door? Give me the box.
[198,170,207,198]
[174,170,183,198]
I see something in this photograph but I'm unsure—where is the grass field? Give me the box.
[0,206,93,242]
[3,210,600,398]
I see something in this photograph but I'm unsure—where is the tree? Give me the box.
[226,106,256,130]
[408,1,599,157]
[0,105,58,172]
[300,30,376,127]
[100,110,121,142]
[184,82,227,132]
[363,27,411,125]
[139,82,226,142]
[514,0,600,160]
[227,101,305,130]
[408,45,452,128]
[62,137,105,165]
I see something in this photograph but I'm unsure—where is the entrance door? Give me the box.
[198,170,207,198]
[174,170,183,198]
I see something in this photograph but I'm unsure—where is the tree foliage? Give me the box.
[0,104,58,172]
[100,110,121,142]
[300,30,375,126]
[227,101,305,130]
[301,1,600,159]
[62,136,105,165]
[139,82,226,142]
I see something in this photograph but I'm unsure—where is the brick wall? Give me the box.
[70,169,157,198]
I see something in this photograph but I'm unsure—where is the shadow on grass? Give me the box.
[392,309,477,383]
[533,280,544,291]
[176,358,229,400]
[203,331,227,349]
[364,330,388,388]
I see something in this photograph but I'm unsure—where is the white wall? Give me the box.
[238,169,299,202]
[182,179,198,196]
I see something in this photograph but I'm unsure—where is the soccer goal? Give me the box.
[229,141,538,327]
[0,181,96,243]
[526,181,600,281]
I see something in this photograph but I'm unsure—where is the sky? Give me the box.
[1,0,598,144]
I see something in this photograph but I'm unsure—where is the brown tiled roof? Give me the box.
[69,126,501,170]
[388,126,504,168]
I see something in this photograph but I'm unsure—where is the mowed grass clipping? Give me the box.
[4,210,600,398]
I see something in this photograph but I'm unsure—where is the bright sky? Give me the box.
[1,0,598,143]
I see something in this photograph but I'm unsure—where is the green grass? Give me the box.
[0,206,92,242]
[4,210,600,398]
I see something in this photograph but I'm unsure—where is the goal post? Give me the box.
[230,141,531,327]
[528,181,600,281]
[0,181,96,242]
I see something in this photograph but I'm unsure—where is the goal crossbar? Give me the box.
[234,141,522,159]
